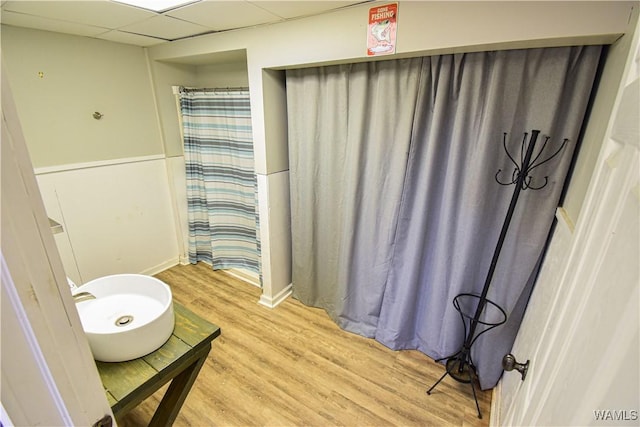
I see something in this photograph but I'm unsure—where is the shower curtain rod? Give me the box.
[180,86,249,93]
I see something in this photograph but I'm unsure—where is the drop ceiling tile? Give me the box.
[2,0,156,29]
[118,14,210,39]
[0,10,108,37]
[166,1,282,31]
[96,29,167,47]
[251,1,362,19]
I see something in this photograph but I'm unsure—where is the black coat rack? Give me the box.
[426,130,568,419]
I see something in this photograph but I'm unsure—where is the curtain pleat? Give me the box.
[287,46,602,389]
[288,59,423,335]
[180,89,260,274]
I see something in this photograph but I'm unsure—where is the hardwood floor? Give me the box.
[118,262,491,426]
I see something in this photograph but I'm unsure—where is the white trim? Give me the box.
[1,255,73,426]
[555,207,575,234]
[174,91,186,154]
[146,50,187,268]
[226,268,261,288]
[139,258,180,278]
[33,154,165,175]
[489,379,501,426]
[258,283,292,309]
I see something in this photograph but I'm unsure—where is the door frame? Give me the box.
[491,7,639,425]
[1,67,114,426]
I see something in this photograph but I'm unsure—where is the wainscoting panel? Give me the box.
[36,177,83,285]
[257,170,292,307]
[36,157,180,284]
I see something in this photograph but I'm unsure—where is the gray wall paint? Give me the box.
[2,25,163,167]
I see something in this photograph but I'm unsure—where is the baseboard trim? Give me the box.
[141,258,180,277]
[258,283,292,309]
[490,379,501,426]
[226,268,261,287]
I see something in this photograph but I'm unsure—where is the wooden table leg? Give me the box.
[148,345,211,427]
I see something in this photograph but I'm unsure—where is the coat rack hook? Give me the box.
[93,112,103,120]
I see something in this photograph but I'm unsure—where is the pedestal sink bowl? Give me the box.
[73,274,175,362]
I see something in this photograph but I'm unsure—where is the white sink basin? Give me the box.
[73,274,175,362]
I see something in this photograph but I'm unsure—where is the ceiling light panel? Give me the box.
[113,0,200,13]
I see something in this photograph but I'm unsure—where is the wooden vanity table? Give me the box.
[96,302,221,426]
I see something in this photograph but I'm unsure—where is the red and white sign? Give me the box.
[367,3,398,56]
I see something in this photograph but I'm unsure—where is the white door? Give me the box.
[496,15,639,427]
[1,69,114,426]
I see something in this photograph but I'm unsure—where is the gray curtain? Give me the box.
[286,46,602,389]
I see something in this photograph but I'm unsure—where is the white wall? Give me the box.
[196,60,249,88]
[148,0,636,306]
[146,59,197,158]
[563,5,640,221]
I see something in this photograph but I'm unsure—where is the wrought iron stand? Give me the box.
[426,130,568,418]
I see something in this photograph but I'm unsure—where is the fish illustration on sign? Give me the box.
[371,19,392,43]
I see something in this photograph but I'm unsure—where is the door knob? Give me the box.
[502,353,529,381]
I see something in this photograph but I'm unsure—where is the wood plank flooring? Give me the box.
[118,262,491,426]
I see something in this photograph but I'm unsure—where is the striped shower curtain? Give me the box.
[179,88,260,274]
